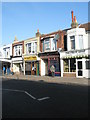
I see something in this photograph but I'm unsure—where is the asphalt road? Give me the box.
[2,78,88,118]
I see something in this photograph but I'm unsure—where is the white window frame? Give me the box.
[70,36,75,50]
[26,41,37,54]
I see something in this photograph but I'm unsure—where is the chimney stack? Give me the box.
[36,29,41,37]
[71,11,78,28]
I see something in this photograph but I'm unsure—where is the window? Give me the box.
[86,60,90,69]
[64,59,76,72]
[78,35,83,49]
[70,59,76,72]
[44,39,50,51]
[28,43,31,53]
[32,43,35,53]
[64,59,69,72]
[49,58,60,72]
[26,42,37,54]
[3,47,10,58]
[70,36,75,50]
[52,39,57,51]
[35,42,37,53]
[14,45,22,56]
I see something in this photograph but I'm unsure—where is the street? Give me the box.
[2,78,88,118]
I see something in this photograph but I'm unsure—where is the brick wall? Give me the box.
[63,73,76,77]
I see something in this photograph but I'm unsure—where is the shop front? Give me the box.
[12,57,23,74]
[0,59,11,75]
[24,56,40,75]
[39,51,60,76]
[60,49,90,78]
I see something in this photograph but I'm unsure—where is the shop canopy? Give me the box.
[0,59,11,63]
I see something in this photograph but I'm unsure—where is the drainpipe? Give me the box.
[58,48,62,77]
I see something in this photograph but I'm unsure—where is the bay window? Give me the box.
[26,42,37,54]
[14,45,22,56]
[44,39,50,51]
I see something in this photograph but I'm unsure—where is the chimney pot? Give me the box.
[37,29,39,33]
[71,11,74,22]
[74,16,76,22]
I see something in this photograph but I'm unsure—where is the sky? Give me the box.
[2,2,88,45]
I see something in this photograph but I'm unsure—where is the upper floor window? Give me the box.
[14,45,22,56]
[70,36,75,50]
[51,39,57,51]
[42,38,57,52]
[44,39,50,51]
[3,47,10,58]
[86,60,90,69]
[78,35,83,49]
[26,42,37,54]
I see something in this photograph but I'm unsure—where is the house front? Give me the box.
[60,11,90,78]
[12,37,24,74]
[23,30,41,75]
[39,30,66,76]
[0,44,12,74]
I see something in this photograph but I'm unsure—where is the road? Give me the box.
[2,78,88,118]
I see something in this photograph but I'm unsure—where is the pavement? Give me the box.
[0,74,89,86]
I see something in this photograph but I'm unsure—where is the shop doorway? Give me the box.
[77,60,83,78]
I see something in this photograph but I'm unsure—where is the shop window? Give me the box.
[70,59,76,72]
[49,58,60,72]
[86,61,90,69]
[64,59,69,72]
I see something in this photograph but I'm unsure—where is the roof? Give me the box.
[79,22,90,31]
[41,30,63,38]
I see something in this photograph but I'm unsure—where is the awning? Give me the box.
[0,58,11,63]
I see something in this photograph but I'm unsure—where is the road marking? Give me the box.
[1,88,36,100]
[2,88,24,93]
[38,97,50,101]
[24,91,36,100]
[1,88,50,101]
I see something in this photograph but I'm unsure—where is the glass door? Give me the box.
[77,60,83,77]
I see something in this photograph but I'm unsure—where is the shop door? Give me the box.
[77,60,83,77]
[37,62,39,75]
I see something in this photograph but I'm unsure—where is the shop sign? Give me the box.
[24,56,37,61]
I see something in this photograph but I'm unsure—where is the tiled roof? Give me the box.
[79,22,90,31]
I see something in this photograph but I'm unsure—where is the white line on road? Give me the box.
[1,88,36,100]
[24,91,36,100]
[38,97,50,101]
[1,88,50,101]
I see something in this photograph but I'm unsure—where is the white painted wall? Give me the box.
[67,28,88,51]
[40,59,45,76]
[3,44,12,59]
[0,47,3,58]
[60,59,63,77]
